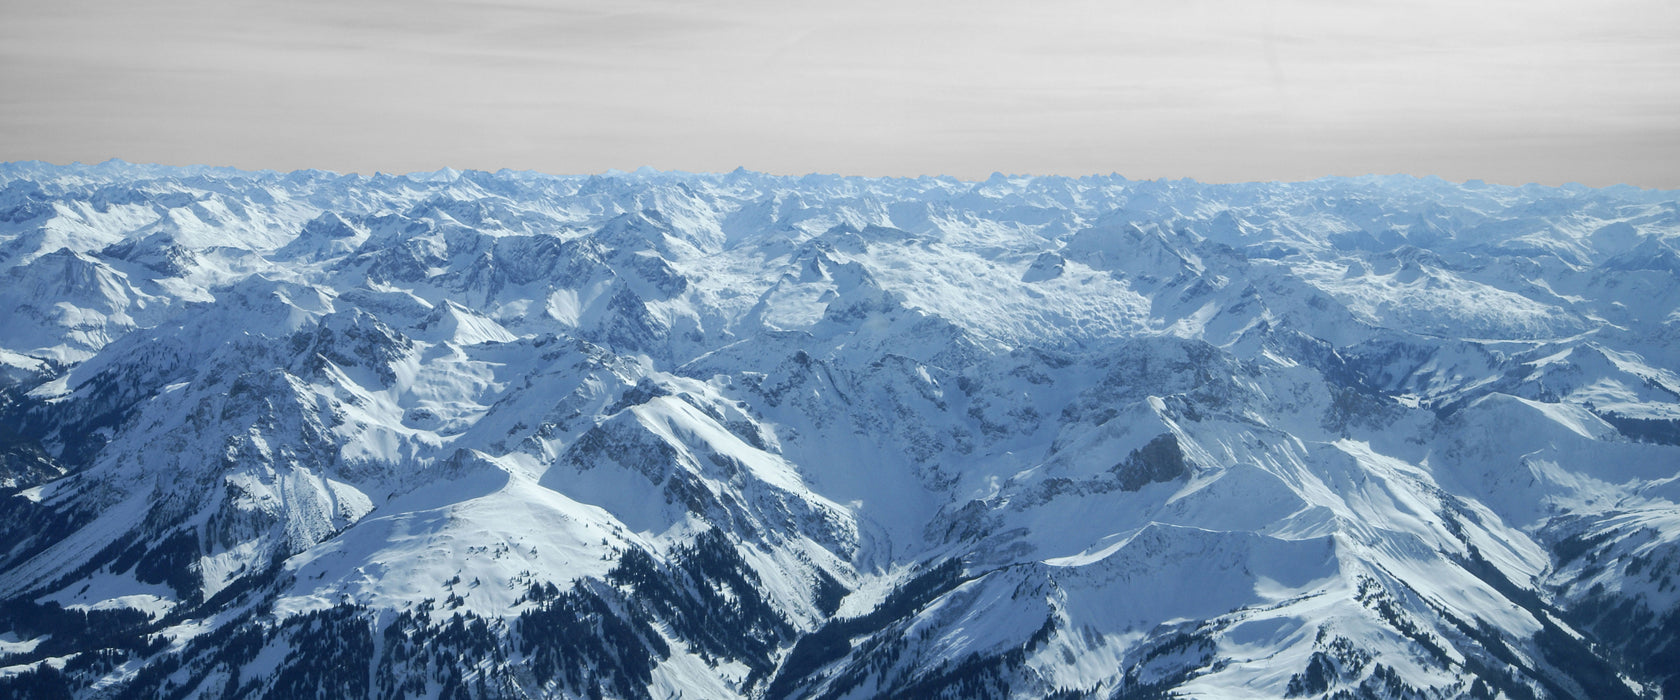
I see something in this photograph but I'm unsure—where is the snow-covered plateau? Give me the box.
[1,160,1678,699]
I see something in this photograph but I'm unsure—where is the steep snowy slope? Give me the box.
[1,162,1677,699]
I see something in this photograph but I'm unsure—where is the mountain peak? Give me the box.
[0,163,1676,699]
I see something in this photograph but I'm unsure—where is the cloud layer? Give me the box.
[3,0,1676,186]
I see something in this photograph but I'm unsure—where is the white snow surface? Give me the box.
[0,162,1677,698]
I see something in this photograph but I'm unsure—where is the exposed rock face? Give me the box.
[1114,433,1189,492]
[0,162,1677,699]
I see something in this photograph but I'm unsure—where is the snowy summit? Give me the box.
[0,162,1678,699]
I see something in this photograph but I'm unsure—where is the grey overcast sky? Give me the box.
[2,0,1677,187]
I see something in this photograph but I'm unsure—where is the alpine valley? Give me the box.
[2,160,1678,700]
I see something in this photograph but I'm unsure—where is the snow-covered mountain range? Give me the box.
[1,160,1678,699]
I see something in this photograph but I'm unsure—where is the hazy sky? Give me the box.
[3,0,1677,186]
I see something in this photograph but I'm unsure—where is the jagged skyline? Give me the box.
[2,161,1678,697]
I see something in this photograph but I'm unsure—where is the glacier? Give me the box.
[0,160,1677,698]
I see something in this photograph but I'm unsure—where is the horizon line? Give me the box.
[3,158,1669,193]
